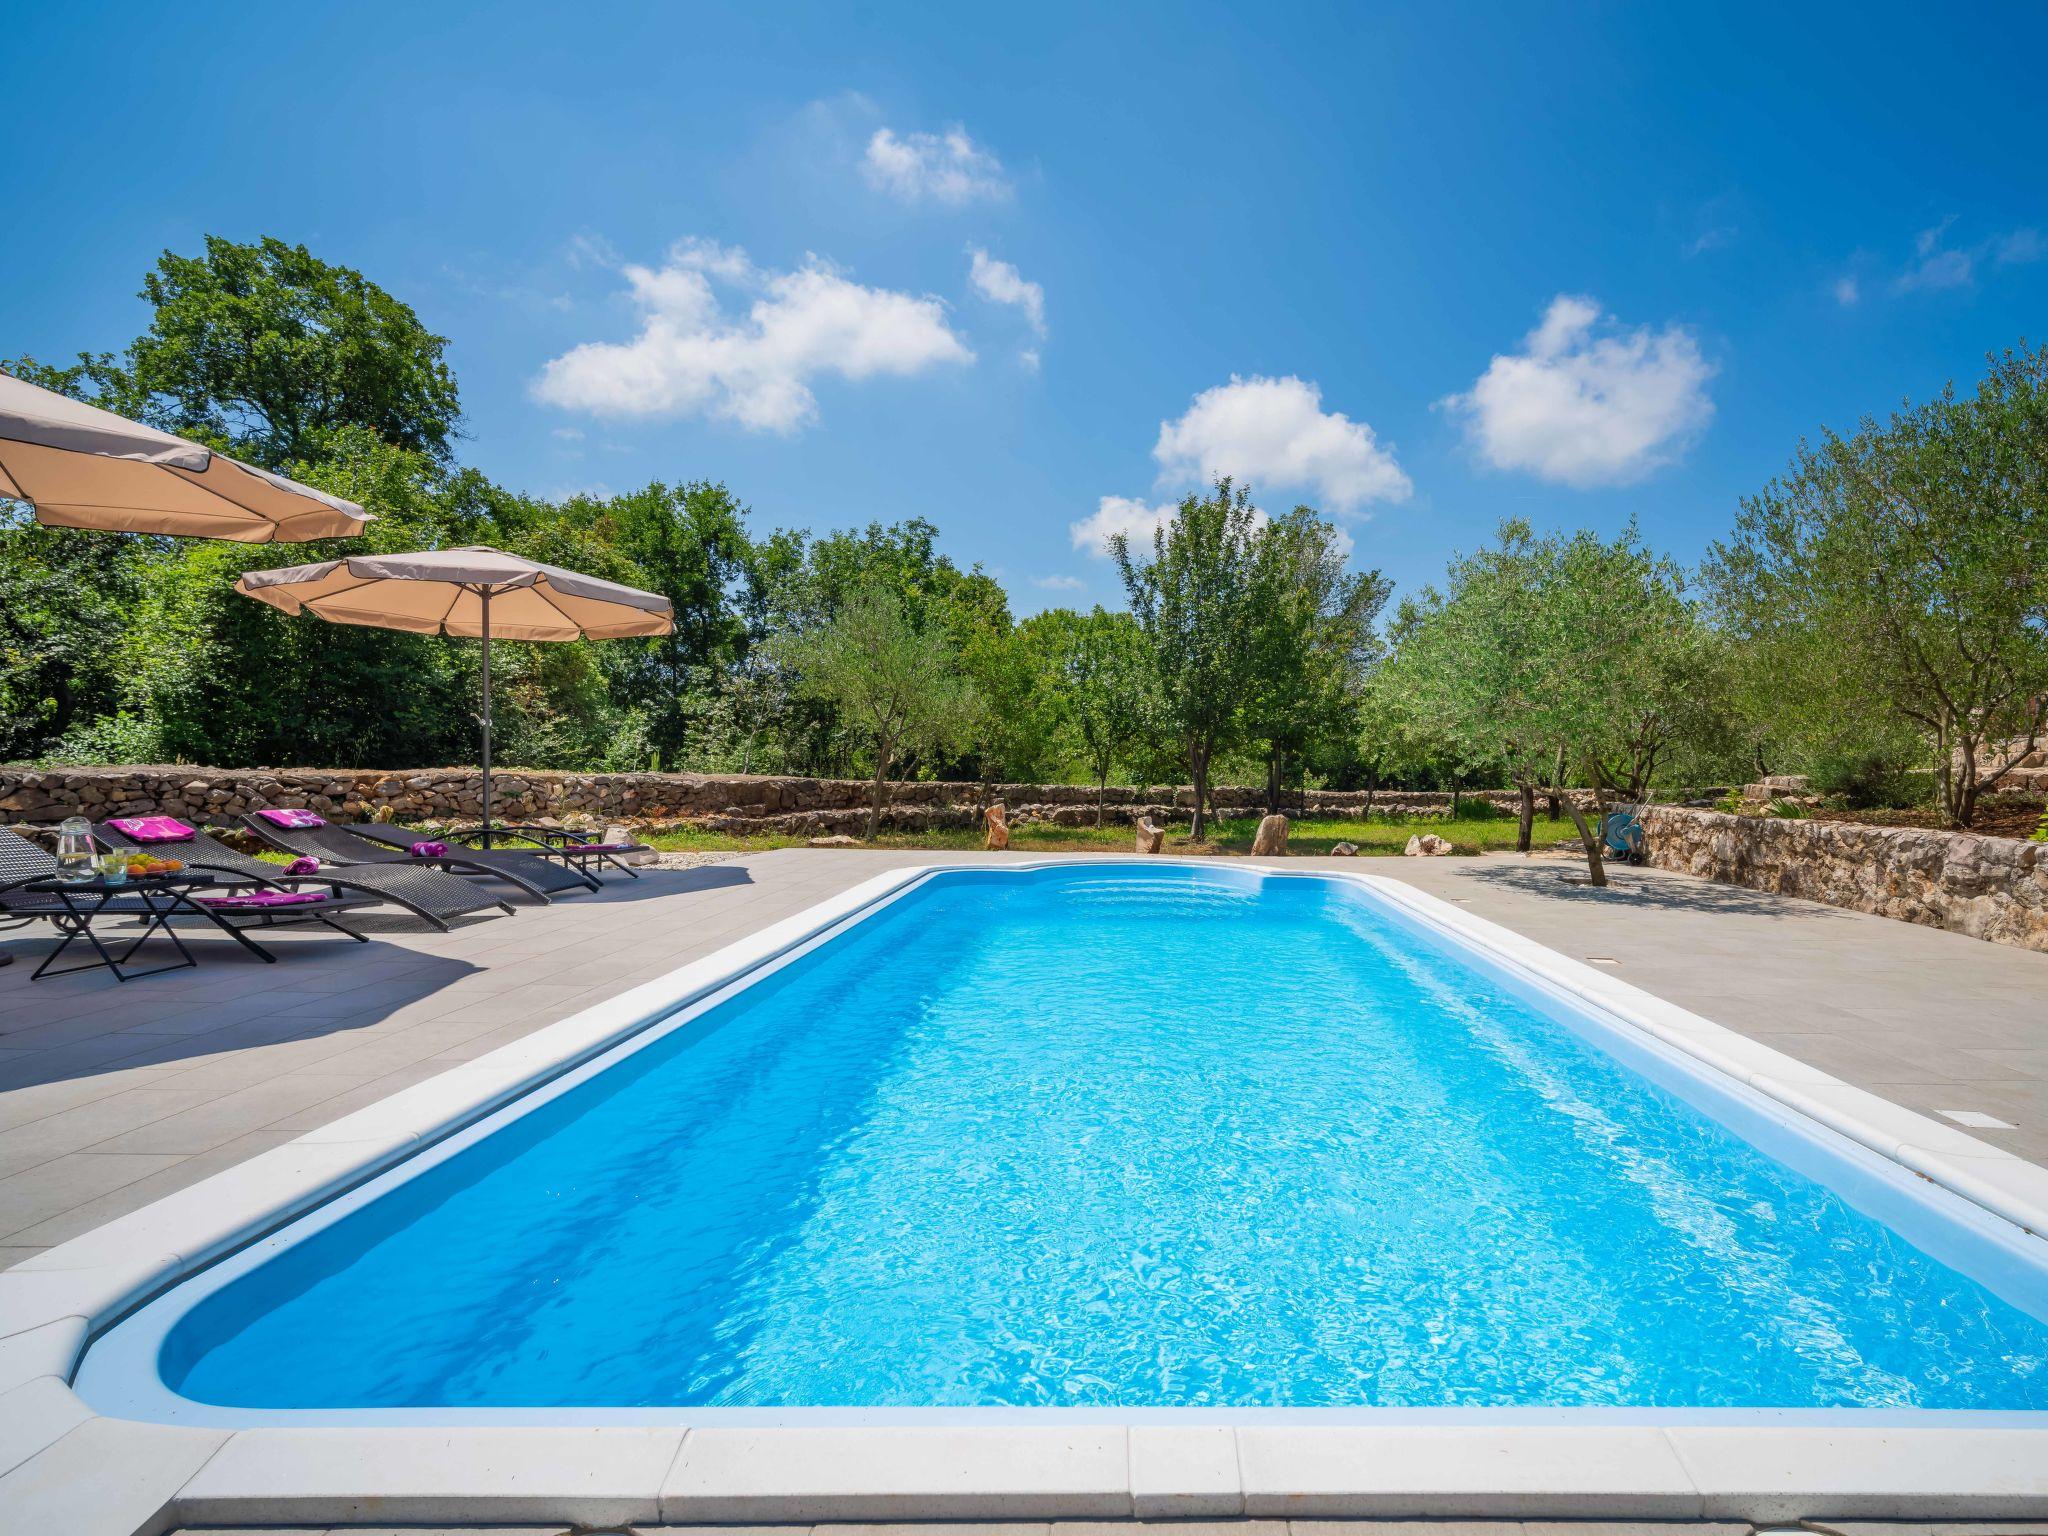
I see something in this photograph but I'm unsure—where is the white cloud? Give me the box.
[1440,295,1715,488]
[1019,347,1041,373]
[532,239,972,434]
[968,248,1046,336]
[1069,495,1180,556]
[1997,228,2045,266]
[1033,573,1085,591]
[1895,219,1974,292]
[1684,226,1736,257]
[1151,375,1410,514]
[1832,275,1861,307]
[863,126,1010,205]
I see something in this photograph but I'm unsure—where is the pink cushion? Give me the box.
[409,841,449,858]
[105,815,194,844]
[571,842,640,853]
[197,890,330,910]
[283,856,321,876]
[255,808,325,829]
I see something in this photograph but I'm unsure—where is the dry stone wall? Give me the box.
[1637,805,2048,953]
[0,763,1530,835]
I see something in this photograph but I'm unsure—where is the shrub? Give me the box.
[1805,749,1926,810]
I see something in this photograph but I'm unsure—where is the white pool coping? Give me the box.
[5,858,2048,1532]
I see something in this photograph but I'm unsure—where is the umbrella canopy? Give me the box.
[233,545,673,637]
[235,547,672,842]
[0,369,370,542]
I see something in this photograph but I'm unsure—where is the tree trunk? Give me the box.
[1265,745,1282,818]
[1562,780,1609,888]
[1190,747,1211,842]
[1095,769,1108,829]
[866,744,892,842]
[1515,780,1535,854]
[1450,773,1461,815]
[1547,745,1565,820]
[1953,731,1980,829]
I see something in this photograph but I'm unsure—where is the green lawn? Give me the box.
[642,810,1584,857]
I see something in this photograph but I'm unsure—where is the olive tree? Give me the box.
[1706,347,2048,827]
[1049,607,1150,825]
[773,580,978,839]
[1241,508,1391,816]
[1391,520,1712,884]
[1113,480,1262,840]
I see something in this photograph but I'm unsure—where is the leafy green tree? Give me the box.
[773,580,979,838]
[1242,507,1391,815]
[1047,607,1150,824]
[121,236,462,468]
[1707,347,2048,827]
[585,480,761,765]
[1114,479,1262,839]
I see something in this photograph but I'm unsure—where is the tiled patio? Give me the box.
[3,847,2046,1265]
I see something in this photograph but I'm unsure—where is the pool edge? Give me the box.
[7,854,2048,1531]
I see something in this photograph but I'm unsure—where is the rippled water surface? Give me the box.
[161,866,2048,1409]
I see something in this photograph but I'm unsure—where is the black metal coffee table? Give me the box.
[21,871,248,982]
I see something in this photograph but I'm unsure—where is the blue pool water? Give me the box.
[144,866,2048,1410]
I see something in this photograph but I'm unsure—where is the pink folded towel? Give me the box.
[106,815,195,843]
[197,890,330,910]
[409,841,450,858]
[255,807,325,828]
[570,842,639,853]
[283,856,321,876]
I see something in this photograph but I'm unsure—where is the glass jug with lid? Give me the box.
[54,816,95,882]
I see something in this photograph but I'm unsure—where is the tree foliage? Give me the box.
[1707,345,2048,827]
[772,580,979,837]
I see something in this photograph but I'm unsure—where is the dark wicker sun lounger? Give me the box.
[96,821,512,932]
[340,822,600,894]
[1,827,376,965]
[445,822,654,881]
[241,815,583,903]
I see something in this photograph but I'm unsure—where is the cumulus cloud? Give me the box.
[1033,573,1085,591]
[1069,495,1181,556]
[532,239,972,434]
[968,248,1046,336]
[863,126,1010,204]
[1440,295,1715,488]
[1151,375,1410,514]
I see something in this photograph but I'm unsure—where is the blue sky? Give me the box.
[5,2,2044,612]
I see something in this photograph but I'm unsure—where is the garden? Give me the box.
[6,237,2047,887]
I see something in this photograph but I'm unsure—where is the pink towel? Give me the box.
[197,890,330,910]
[106,815,195,844]
[255,807,325,829]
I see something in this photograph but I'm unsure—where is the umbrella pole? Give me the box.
[479,589,493,849]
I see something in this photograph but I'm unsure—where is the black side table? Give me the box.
[22,872,222,983]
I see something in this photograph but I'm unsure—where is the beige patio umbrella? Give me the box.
[0,369,370,541]
[235,547,673,842]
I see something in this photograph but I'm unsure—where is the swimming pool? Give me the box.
[78,863,2048,1420]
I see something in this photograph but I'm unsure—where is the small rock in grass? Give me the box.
[1404,832,1453,857]
[1330,841,1359,856]
[1134,816,1165,854]
[984,801,1011,851]
[807,833,862,848]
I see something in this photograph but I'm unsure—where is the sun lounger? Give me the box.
[96,818,512,931]
[240,811,586,903]
[340,822,601,893]
[448,822,654,881]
